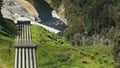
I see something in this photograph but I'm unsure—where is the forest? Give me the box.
[51,0,120,45]
[50,0,120,67]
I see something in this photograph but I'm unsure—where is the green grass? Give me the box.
[31,25,114,68]
[0,43,15,68]
[0,23,114,68]
[0,19,17,68]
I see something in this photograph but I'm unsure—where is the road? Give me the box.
[31,21,60,34]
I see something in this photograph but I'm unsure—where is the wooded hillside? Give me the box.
[50,0,120,67]
[51,0,120,46]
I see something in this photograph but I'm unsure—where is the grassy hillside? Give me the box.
[0,19,17,68]
[0,23,114,68]
[31,25,114,68]
[0,0,115,68]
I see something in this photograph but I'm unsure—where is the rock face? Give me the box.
[18,0,39,17]
[57,4,67,24]
[1,0,40,22]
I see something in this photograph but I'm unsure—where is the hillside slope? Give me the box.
[31,25,114,68]
[0,17,114,68]
[0,0,115,68]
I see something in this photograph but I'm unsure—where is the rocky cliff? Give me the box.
[18,0,39,17]
[45,0,67,24]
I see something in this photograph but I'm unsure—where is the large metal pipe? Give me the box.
[18,48,21,68]
[28,25,30,43]
[23,24,26,43]
[22,48,25,68]
[24,25,27,43]
[19,24,20,43]
[14,23,37,68]
[20,24,22,43]
[22,24,24,43]
[26,48,29,68]
[14,48,18,68]
[18,24,20,43]
[33,48,37,68]
[30,25,32,43]
[28,25,32,43]
[17,25,20,43]
[29,48,33,68]
[24,24,26,43]
[26,24,29,43]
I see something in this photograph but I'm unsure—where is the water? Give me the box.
[33,0,67,31]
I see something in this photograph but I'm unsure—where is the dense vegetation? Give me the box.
[32,25,114,68]
[51,0,120,46]
[113,30,120,68]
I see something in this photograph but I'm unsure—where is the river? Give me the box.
[33,0,67,31]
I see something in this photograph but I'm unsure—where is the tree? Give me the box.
[113,30,120,68]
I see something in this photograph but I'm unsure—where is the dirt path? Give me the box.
[0,59,7,68]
